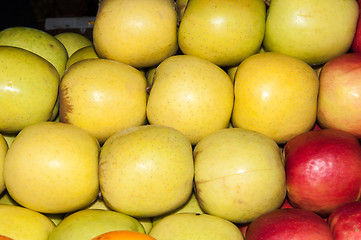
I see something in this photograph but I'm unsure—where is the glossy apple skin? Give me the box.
[328,201,361,240]
[317,53,361,139]
[284,129,361,217]
[351,0,361,53]
[245,208,333,240]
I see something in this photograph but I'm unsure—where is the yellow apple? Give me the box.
[263,0,359,65]
[194,128,286,224]
[4,121,100,214]
[48,209,145,240]
[99,125,194,218]
[0,46,59,134]
[1,133,16,148]
[93,0,178,68]
[149,213,244,240]
[55,32,92,57]
[176,0,188,21]
[59,58,147,144]
[0,204,55,240]
[0,27,68,77]
[0,191,18,206]
[65,45,99,69]
[146,55,234,145]
[232,52,319,144]
[0,134,7,195]
[178,0,265,67]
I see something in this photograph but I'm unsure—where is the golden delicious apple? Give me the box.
[0,27,68,77]
[146,55,234,145]
[65,45,99,69]
[99,125,194,218]
[232,52,319,144]
[0,204,55,240]
[59,58,147,144]
[93,0,178,68]
[0,134,7,195]
[178,0,265,67]
[263,0,359,65]
[55,32,92,57]
[176,0,188,21]
[48,209,145,240]
[0,191,18,206]
[149,213,244,240]
[194,128,286,224]
[0,46,59,134]
[4,121,100,214]
[1,133,16,148]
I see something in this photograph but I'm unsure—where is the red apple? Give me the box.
[284,129,361,217]
[328,201,361,240]
[351,0,361,53]
[317,53,361,139]
[245,208,333,240]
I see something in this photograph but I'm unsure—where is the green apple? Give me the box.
[59,58,147,144]
[137,217,153,234]
[0,134,7,195]
[149,213,244,240]
[146,55,234,145]
[194,127,286,224]
[0,204,55,240]
[0,27,68,77]
[263,0,359,65]
[48,209,145,240]
[4,121,100,214]
[55,32,92,57]
[93,0,178,68]
[99,125,194,218]
[0,46,59,134]
[178,0,265,67]
[232,52,319,144]
[66,45,99,69]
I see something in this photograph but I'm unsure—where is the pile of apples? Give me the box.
[1,0,361,239]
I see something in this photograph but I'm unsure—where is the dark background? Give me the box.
[1,0,99,39]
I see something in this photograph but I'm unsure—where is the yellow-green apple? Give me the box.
[263,0,359,66]
[245,208,333,240]
[93,0,178,68]
[194,127,286,224]
[351,0,361,53]
[232,52,319,144]
[317,53,361,139]
[65,45,99,69]
[175,0,188,21]
[0,27,68,77]
[1,133,16,148]
[99,125,194,218]
[328,201,361,239]
[48,209,145,240]
[55,32,92,57]
[4,121,100,214]
[0,134,7,195]
[284,129,361,217]
[146,55,234,145]
[0,191,18,206]
[0,204,55,240]
[0,46,59,134]
[149,213,244,240]
[59,58,147,144]
[178,0,265,67]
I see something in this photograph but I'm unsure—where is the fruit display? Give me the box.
[1,0,361,239]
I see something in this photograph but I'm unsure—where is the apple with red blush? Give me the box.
[351,0,361,53]
[284,128,361,217]
[245,208,333,240]
[328,201,361,240]
[317,53,361,139]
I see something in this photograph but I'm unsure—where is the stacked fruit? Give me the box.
[1,0,361,239]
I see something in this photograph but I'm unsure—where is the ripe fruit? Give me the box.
[93,0,178,68]
[65,45,99,69]
[4,121,100,214]
[55,32,92,57]
[99,125,194,218]
[146,54,234,145]
[0,134,8,195]
[232,52,319,144]
[59,58,147,144]
[92,230,156,240]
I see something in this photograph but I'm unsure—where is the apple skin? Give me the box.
[351,0,361,53]
[317,53,361,139]
[245,208,333,240]
[328,201,361,240]
[284,129,361,217]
